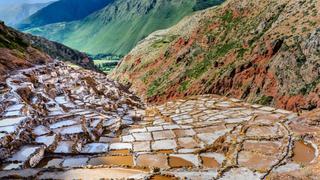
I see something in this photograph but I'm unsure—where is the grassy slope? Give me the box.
[24,0,224,56]
[66,0,194,55]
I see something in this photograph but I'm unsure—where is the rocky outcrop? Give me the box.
[112,0,320,112]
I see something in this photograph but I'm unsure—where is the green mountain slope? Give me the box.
[18,0,114,29]
[24,0,224,56]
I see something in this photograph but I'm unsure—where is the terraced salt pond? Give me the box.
[292,141,317,164]
[0,117,27,127]
[0,62,319,179]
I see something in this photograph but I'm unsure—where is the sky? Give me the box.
[0,0,54,4]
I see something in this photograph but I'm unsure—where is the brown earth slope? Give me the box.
[0,21,94,82]
[21,32,94,70]
[0,21,52,81]
[112,0,320,112]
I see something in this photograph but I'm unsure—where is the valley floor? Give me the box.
[0,62,319,179]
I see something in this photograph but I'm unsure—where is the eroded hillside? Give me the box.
[112,0,320,112]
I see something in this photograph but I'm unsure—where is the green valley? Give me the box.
[23,0,224,56]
